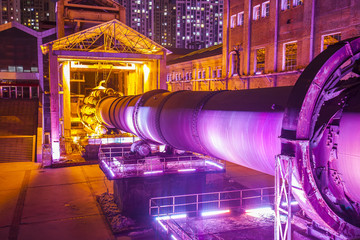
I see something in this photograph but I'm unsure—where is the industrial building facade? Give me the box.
[167,0,360,91]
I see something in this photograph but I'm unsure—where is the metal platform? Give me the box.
[98,145,225,179]
[149,187,276,240]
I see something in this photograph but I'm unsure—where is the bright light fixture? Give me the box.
[201,209,230,217]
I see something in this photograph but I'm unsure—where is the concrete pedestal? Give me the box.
[113,173,209,219]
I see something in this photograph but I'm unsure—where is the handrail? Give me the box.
[149,186,275,217]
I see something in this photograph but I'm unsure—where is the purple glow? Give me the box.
[171,235,178,240]
[52,141,60,161]
[281,201,299,207]
[245,207,273,217]
[201,209,230,217]
[156,213,187,221]
[144,170,163,175]
[178,168,196,172]
[101,161,115,177]
[205,160,224,169]
[156,219,168,232]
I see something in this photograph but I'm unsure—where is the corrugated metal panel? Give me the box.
[0,136,35,162]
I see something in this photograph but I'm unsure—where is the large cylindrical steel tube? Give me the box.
[91,37,360,238]
[97,87,291,175]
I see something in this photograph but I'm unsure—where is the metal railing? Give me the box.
[149,186,275,217]
[98,145,131,162]
[99,150,225,179]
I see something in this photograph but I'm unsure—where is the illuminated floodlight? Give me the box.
[201,209,230,217]
[52,141,60,161]
[101,161,115,178]
[144,170,163,175]
[281,201,299,207]
[178,168,196,172]
[245,207,274,217]
[205,160,224,169]
[171,235,178,240]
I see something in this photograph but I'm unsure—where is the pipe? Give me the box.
[247,0,252,76]
[97,87,291,175]
[225,0,230,89]
[309,0,316,61]
[274,0,279,72]
[88,37,360,238]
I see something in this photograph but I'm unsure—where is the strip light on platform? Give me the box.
[157,219,168,232]
[205,160,224,169]
[171,235,178,240]
[101,161,115,178]
[178,168,196,172]
[144,170,163,175]
[245,207,273,217]
[156,214,187,221]
[201,209,230,217]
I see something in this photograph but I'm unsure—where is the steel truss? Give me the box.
[275,154,293,240]
[41,19,170,55]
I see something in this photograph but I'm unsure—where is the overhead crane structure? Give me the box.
[81,37,360,238]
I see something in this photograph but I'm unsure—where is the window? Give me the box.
[186,72,189,80]
[283,42,297,71]
[253,5,260,20]
[255,48,265,74]
[202,70,206,79]
[262,1,270,17]
[198,71,202,79]
[281,0,291,10]
[230,14,236,28]
[217,69,222,78]
[322,33,341,51]
[293,0,303,7]
[230,52,239,76]
[213,70,217,78]
[237,11,244,26]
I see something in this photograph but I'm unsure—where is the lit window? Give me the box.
[281,0,291,10]
[253,5,260,20]
[230,14,236,28]
[322,33,341,51]
[262,1,270,17]
[293,0,303,7]
[237,12,244,26]
[213,70,217,78]
[283,42,297,71]
[255,48,265,74]
[217,69,222,78]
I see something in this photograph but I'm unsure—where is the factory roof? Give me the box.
[167,44,223,65]
[41,19,171,56]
